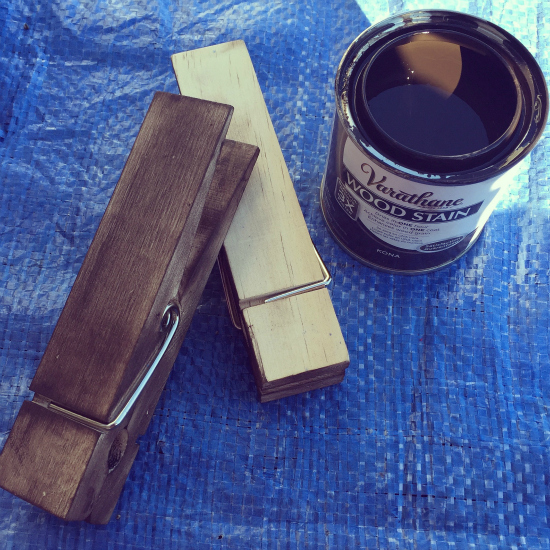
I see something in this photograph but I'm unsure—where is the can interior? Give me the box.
[361,31,520,160]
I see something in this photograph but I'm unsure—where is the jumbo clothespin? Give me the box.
[172,41,349,401]
[0,92,259,523]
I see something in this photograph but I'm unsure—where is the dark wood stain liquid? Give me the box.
[361,31,518,162]
[368,83,490,155]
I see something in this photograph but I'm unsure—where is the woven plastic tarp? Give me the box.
[1,0,549,548]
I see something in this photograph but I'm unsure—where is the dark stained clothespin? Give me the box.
[0,92,259,523]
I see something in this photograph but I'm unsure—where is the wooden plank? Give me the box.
[217,248,350,401]
[173,41,350,403]
[172,40,324,307]
[180,140,260,304]
[29,92,233,423]
[257,372,346,403]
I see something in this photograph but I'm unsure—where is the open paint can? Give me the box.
[321,10,548,273]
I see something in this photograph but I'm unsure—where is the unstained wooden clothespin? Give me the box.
[172,41,350,402]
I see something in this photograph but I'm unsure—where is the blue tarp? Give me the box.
[1,1,549,548]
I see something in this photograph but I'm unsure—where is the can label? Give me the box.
[340,137,510,252]
[321,119,515,272]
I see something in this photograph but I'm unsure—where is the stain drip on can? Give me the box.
[321,10,548,274]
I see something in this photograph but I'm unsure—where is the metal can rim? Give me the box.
[334,9,549,186]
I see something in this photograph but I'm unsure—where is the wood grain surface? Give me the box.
[172,40,324,306]
[242,288,350,400]
[0,401,101,519]
[30,92,233,423]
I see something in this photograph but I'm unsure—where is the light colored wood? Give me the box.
[242,288,349,384]
[217,248,350,399]
[172,40,324,306]
[173,41,350,402]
